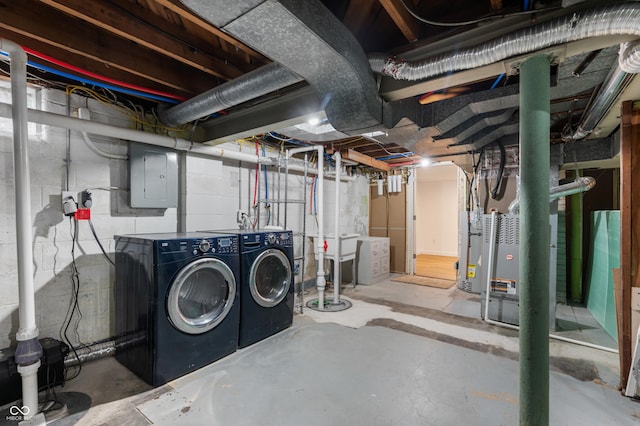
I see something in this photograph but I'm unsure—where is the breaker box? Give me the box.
[129,143,178,208]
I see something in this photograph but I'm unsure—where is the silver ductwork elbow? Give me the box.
[508,176,596,214]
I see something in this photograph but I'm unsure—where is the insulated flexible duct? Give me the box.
[160,62,303,128]
[370,3,640,81]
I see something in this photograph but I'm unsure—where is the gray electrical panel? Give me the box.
[480,213,557,328]
[129,143,178,208]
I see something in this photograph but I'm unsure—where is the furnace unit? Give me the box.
[480,213,558,328]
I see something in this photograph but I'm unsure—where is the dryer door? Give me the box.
[167,257,236,335]
[249,248,292,308]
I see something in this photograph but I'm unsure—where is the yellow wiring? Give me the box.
[65,85,188,133]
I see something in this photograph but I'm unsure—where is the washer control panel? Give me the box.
[240,231,293,249]
[188,236,238,255]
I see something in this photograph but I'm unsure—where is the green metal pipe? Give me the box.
[519,55,550,426]
[569,169,584,302]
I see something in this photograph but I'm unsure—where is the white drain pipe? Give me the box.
[332,151,341,304]
[0,102,337,178]
[483,211,617,354]
[0,39,43,422]
[287,145,326,310]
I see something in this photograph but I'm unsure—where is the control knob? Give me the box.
[198,240,211,253]
[266,233,277,245]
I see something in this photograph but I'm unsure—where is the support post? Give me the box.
[519,55,550,426]
[620,100,640,390]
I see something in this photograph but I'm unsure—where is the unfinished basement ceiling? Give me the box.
[0,0,637,169]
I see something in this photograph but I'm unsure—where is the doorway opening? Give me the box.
[414,163,461,281]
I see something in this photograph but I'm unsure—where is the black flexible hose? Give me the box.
[490,141,505,200]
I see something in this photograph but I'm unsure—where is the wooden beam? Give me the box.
[155,0,267,63]
[342,149,390,171]
[40,0,244,81]
[109,0,260,74]
[379,0,422,42]
[0,1,212,95]
[620,100,640,390]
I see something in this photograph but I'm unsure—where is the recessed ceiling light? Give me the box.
[307,117,321,126]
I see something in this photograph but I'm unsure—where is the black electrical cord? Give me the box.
[61,219,84,381]
[467,150,484,211]
[400,0,560,27]
[490,141,505,200]
[88,218,115,266]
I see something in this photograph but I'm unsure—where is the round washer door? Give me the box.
[167,257,236,335]
[249,248,292,308]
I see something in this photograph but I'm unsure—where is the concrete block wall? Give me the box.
[0,82,369,349]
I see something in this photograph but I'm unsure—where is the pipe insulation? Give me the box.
[0,38,42,421]
[370,3,640,81]
[64,341,116,367]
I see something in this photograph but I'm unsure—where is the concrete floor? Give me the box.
[23,278,640,425]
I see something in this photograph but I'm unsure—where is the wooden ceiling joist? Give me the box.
[40,0,244,81]
[342,149,391,171]
[0,1,212,95]
[379,0,422,42]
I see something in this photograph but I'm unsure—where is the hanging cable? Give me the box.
[61,219,84,381]
[490,141,506,199]
[88,219,115,266]
[399,0,558,27]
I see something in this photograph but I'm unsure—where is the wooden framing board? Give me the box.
[342,149,391,171]
[620,100,640,390]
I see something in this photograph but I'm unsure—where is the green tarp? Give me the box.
[585,210,620,342]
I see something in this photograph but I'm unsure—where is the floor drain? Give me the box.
[306,298,352,312]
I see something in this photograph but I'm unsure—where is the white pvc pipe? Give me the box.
[0,38,40,420]
[333,151,341,304]
[0,102,338,178]
[78,108,128,160]
[483,211,617,354]
[17,362,40,420]
[287,145,326,310]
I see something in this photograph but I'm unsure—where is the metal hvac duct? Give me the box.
[159,63,303,128]
[369,3,640,81]
[174,0,382,133]
[508,176,596,214]
[562,62,634,141]
[170,2,640,138]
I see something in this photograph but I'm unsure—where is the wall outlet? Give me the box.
[61,191,77,216]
